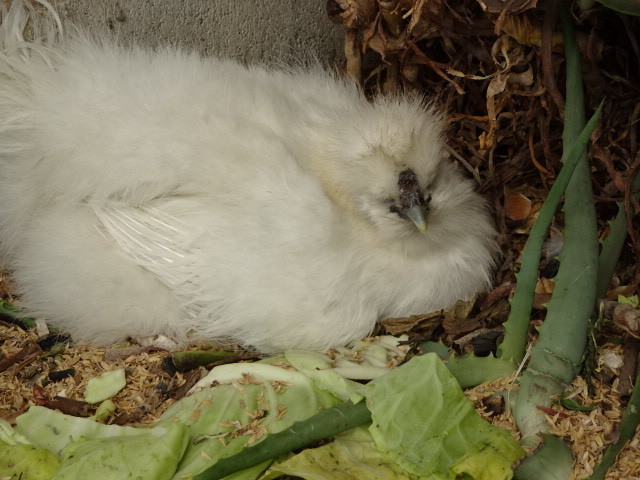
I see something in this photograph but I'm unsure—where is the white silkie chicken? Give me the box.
[0,1,498,352]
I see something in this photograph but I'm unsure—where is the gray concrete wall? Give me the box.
[55,0,345,66]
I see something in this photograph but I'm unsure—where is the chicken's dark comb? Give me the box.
[398,169,424,208]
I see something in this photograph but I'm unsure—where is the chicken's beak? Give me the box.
[406,204,428,233]
[397,168,429,233]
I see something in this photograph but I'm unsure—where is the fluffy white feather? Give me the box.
[0,1,498,351]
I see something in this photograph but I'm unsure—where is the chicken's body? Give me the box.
[0,2,498,351]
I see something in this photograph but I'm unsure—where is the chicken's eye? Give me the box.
[388,204,407,218]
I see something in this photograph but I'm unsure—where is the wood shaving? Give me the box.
[3,319,638,477]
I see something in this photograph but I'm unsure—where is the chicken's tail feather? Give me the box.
[0,0,61,62]
[0,0,61,137]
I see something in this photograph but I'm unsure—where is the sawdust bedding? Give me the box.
[1,318,638,479]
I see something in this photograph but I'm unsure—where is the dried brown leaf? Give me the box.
[500,15,563,50]
[327,0,378,28]
[505,191,532,221]
[475,0,538,15]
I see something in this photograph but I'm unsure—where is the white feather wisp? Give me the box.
[0,1,499,351]
[93,204,206,322]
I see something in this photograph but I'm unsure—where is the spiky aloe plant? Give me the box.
[513,5,599,450]
[445,101,603,389]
